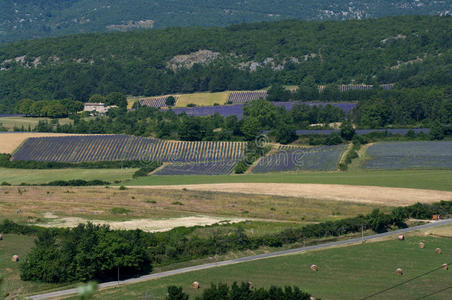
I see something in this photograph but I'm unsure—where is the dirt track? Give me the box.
[131,183,452,206]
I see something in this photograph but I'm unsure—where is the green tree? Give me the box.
[89,94,106,103]
[241,117,262,141]
[16,99,34,115]
[165,96,176,107]
[340,118,355,140]
[106,92,127,110]
[166,286,189,300]
[430,120,445,140]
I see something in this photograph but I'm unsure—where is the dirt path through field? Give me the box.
[130,183,452,206]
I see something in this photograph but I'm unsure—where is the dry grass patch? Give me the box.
[136,183,452,206]
[0,186,386,225]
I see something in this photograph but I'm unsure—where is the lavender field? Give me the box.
[154,161,238,175]
[252,144,347,173]
[227,91,268,104]
[362,141,452,170]
[171,102,356,118]
[12,135,246,163]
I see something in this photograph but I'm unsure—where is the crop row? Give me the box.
[154,160,238,175]
[227,91,268,104]
[252,144,347,173]
[12,135,246,163]
[139,96,178,108]
[362,141,452,170]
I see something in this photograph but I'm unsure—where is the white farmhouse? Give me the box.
[83,103,117,114]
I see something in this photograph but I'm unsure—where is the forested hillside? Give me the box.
[0,16,451,113]
[1,0,451,43]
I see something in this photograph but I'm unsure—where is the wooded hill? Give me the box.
[0,16,451,113]
[1,0,451,43]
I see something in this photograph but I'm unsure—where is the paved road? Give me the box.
[29,219,452,300]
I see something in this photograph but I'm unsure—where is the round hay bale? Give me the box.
[398,235,404,241]
[11,255,19,262]
[248,281,253,289]
[418,242,425,249]
[310,264,319,272]
[310,297,316,300]
[435,248,442,254]
[0,233,3,240]
[395,268,403,275]
[442,263,448,270]
[192,281,200,289]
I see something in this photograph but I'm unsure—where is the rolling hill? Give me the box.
[0,16,450,113]
[1,0,451,43]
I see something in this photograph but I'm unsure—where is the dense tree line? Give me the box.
[33,100,345,143]
[0,16,450,113]
[15,99,83,118]
[3,0,449,43]
[5,200,450,283]
[166,282,312,300]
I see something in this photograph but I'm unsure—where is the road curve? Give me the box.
[29,219,452,300]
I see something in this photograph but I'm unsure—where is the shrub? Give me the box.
[111,207,131,214]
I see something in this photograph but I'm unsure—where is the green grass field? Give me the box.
[0,117,72,131]
[77,235,452,300]
[126,169,452,191]
[0,168,137,185]
[0,234,64,297]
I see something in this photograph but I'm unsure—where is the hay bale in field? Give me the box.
[435,248,442,254]
[11,255,19,262]
[418,242,425,249]
[398,235,404,241]
[310,297,316,300]
[248,282,253,289]
[310,264,319,272]
[0,233,3,240]
[395,268,403,275]
[442,263,448,270]
[192,281,200,289]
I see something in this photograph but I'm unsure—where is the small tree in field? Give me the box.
[165,96,176,107]
[340,118,355,140]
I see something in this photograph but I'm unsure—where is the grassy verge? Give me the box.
[0,168,136,185]
[0,117,72,131]
[125,169,452,191]
[69,235,452,300]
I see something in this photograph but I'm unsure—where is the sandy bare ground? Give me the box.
[131,183,452,206]
[38,213,244,232]
[0,132,80,153]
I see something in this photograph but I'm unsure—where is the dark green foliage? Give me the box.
[195,282,312,300]
[340,119,355,140]
[105,92,127,110]
[1,16,451,113]
[15,99,83,117]
[339,142,361,171]
[44,179,110,186]
[133,162,163,178]
[166,286,189,300]
[0,159,149,169]
[2,1,451,43]
[166,96,176,107]
[20,223,152,283]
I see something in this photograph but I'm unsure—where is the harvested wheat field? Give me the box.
[0,186,385,224]
[134,183,452,206]
[0,132,80,153]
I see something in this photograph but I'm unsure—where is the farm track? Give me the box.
[130,183,452,206]
[29,219,452,300]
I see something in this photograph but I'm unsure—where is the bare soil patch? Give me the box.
[133,183,452,206]
[37,215,243,232]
